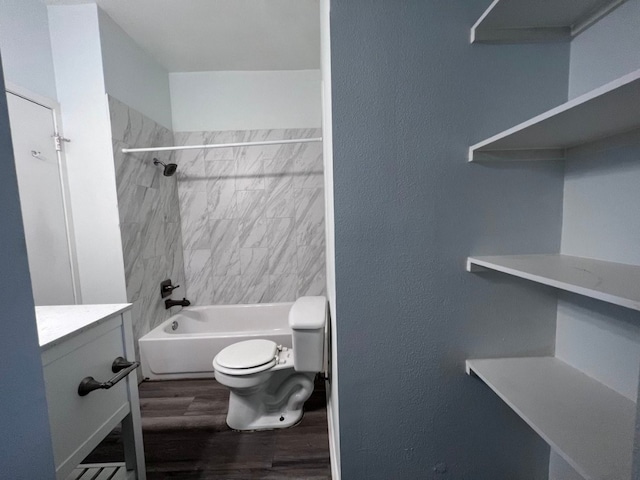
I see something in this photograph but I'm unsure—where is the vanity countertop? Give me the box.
[36,304,132,351]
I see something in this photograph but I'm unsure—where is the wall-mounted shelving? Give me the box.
[467,254,640,312]
[471,0,628,44]
[467,0,640,478]
[468,69,640,162]
[466,357,635,480]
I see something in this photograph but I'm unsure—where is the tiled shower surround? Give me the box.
[108,96,187,351]
[175,129,326,304]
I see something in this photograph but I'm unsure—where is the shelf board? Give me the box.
[467,254,640,311]
[468,69,640,161]
[67,463,127,480]
[471,0,628,44]
[467,357,635,480]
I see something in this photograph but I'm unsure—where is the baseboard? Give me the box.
[325,379,341,480]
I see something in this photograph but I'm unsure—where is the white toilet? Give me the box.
[213,296,327,431]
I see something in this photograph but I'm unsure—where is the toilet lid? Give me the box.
[215,339,278,369]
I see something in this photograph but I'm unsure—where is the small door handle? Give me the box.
[77,357,140,397]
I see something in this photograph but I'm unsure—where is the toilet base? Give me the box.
[231,414,305,432]
[219,369,316,431]
[227,404,305,431]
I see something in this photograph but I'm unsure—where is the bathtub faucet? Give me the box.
[164,298,191,309]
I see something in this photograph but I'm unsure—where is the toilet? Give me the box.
[213,296,327,430]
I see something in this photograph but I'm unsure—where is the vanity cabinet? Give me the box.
[37,304,146,480]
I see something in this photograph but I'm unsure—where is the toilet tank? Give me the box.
[288,296,327,372]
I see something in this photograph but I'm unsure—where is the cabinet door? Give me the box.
[43,320,129,480]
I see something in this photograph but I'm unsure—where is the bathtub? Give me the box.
[139,303,293,380]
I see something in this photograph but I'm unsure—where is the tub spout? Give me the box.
[164,298,190,309]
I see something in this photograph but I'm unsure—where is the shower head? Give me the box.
[153,158,178,177]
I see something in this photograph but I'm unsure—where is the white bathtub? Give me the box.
[139,303,293,380]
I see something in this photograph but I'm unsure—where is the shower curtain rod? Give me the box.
[121,137,323,154]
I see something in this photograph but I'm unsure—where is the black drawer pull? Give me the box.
[78,357,140,397]
[111,357,137,373]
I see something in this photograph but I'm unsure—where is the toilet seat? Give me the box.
[213,339,279,376]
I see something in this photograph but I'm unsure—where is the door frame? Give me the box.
[5,82,82,304]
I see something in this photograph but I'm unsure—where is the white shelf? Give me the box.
[468,69,640,161]
[467,357,635,480]
[471,0,627,44]
[467,254,640,311]
[66,463,127,480]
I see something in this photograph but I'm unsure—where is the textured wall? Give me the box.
[175,129,326,305]
[109,96,187,355]
[331,1,569,478]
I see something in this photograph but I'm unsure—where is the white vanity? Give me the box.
[36,304,146,480]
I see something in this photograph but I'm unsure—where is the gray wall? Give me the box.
[175,129,326,305]
[109,96,186,361]
[0,57,56,479]
[330,1,569,478]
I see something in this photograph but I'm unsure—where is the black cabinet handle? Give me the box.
[111,357,137,373]
[78,357,140,397]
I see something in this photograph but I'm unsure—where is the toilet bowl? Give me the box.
[213,296,327,431]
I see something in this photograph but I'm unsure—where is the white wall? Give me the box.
[548,452,585,480]
[321,1,340,478]
[48,4,127,304]
[98,8,173,129]
[568,0,640,99]
[0,55,56,480]
[558,0,640,400]
[553,2,640,477]
[0,0,57,100]
[170,70,322,132]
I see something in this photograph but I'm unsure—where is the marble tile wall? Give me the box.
[175,129,326,305]
[108,96,187,358]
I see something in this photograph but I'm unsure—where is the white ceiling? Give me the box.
[45,0,320,72]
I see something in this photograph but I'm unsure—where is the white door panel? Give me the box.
[7,92,76,305]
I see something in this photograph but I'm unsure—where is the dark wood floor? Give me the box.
[85,377,331,479]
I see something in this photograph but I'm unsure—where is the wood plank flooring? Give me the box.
[85,377,331,479]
